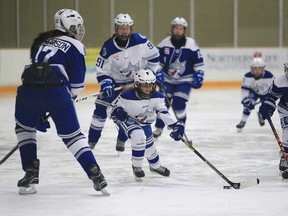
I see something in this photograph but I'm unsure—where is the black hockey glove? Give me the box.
[169,122,184,141]
[259,98,276,120]
[111,107,128,123]
[36,114,50,132]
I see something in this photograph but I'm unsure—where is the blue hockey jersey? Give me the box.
[157,36,204,84]
[30,35,86,97]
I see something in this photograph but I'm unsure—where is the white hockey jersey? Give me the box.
[96,33,160,86]
[107,89,177,127]
[241,70,274,99]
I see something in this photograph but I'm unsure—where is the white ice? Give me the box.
[0,89,287,216]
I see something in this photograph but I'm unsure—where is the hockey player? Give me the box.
[152,17,204,139]
[259,62,288,179]
[88,13,160,152]
[107,68,184,179]
[236,57,274,132]
[14,9,108,195]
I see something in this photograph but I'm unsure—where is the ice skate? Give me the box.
[279,155,288,179]
[150,165,170,177]
[132,165,145,181]
[257,112,265,126]
[153,127,163,139]
[115,138,125,152]
[89,164,109,196]
[17,159,39,195]
[236,121,246,132]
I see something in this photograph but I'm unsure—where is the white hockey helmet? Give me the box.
[134,69,156,99]
[114,13,134,26]
[284,62,288,79]
[250,58,265,78]
[250,57,265,68]
[54,9,85,41]
[171,17,188,28]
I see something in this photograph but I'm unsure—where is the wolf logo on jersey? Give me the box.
[119,62,141,78]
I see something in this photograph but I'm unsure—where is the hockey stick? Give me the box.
[160,84,192,144]
[0,145,18,166]
[75,85,130,103]
[254,100,263,106]
[179,136,260,189]
[0,114,51,166]
[267,117,287,159]
[0,85,133,166]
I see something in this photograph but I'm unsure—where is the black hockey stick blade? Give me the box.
[223,178,260,189]
[179,136,260,189]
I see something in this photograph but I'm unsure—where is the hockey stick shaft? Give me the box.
[179,136,236,187]
[267,117,287,159]
[179,136,259,189]
[0,114,51,166]
[74,85,125,103]
[0,145,18,165]
[160,84,191,143]
[75,84,134,103]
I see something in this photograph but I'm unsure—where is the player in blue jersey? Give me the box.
[88,13,160,152]
[14,9,108,195]
[107,68,184,179]
[259,63,288,179]
[152,17,204,139]
[236,57,274,132]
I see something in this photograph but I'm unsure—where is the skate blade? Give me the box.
[18,184,37,195]
[237,128,243,133]
[100,188,110,196]
[135,176,143,182]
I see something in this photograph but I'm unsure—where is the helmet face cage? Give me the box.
[171,17,187,39]
[284,63,288,79]
[134,69,156,99]
[114,13,133,41]
[54,9,85,41]
[250,58,265,78]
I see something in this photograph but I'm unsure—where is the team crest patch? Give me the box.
[164,48,170,55]
[101,47,107,56]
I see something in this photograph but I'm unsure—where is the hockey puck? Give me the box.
[223,186,232,189]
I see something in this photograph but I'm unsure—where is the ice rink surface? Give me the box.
[1,88,287,216]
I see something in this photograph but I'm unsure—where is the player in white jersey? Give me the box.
[259,63,288,179]
[107,69,184,179]
[88,13,160,152]
[152,17,204,139]
[15,9,107,195]
[236,57,274,132]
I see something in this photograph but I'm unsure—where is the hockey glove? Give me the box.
[169,122,184,141]
[100,79,115,98]
[111,107,128,123]
[259,98,276,120]
[36,114,50,132]
[156,70,165,86]
[241,97,255,110]
[191,70,204,89]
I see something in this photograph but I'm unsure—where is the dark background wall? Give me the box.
[0,0,287,48]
